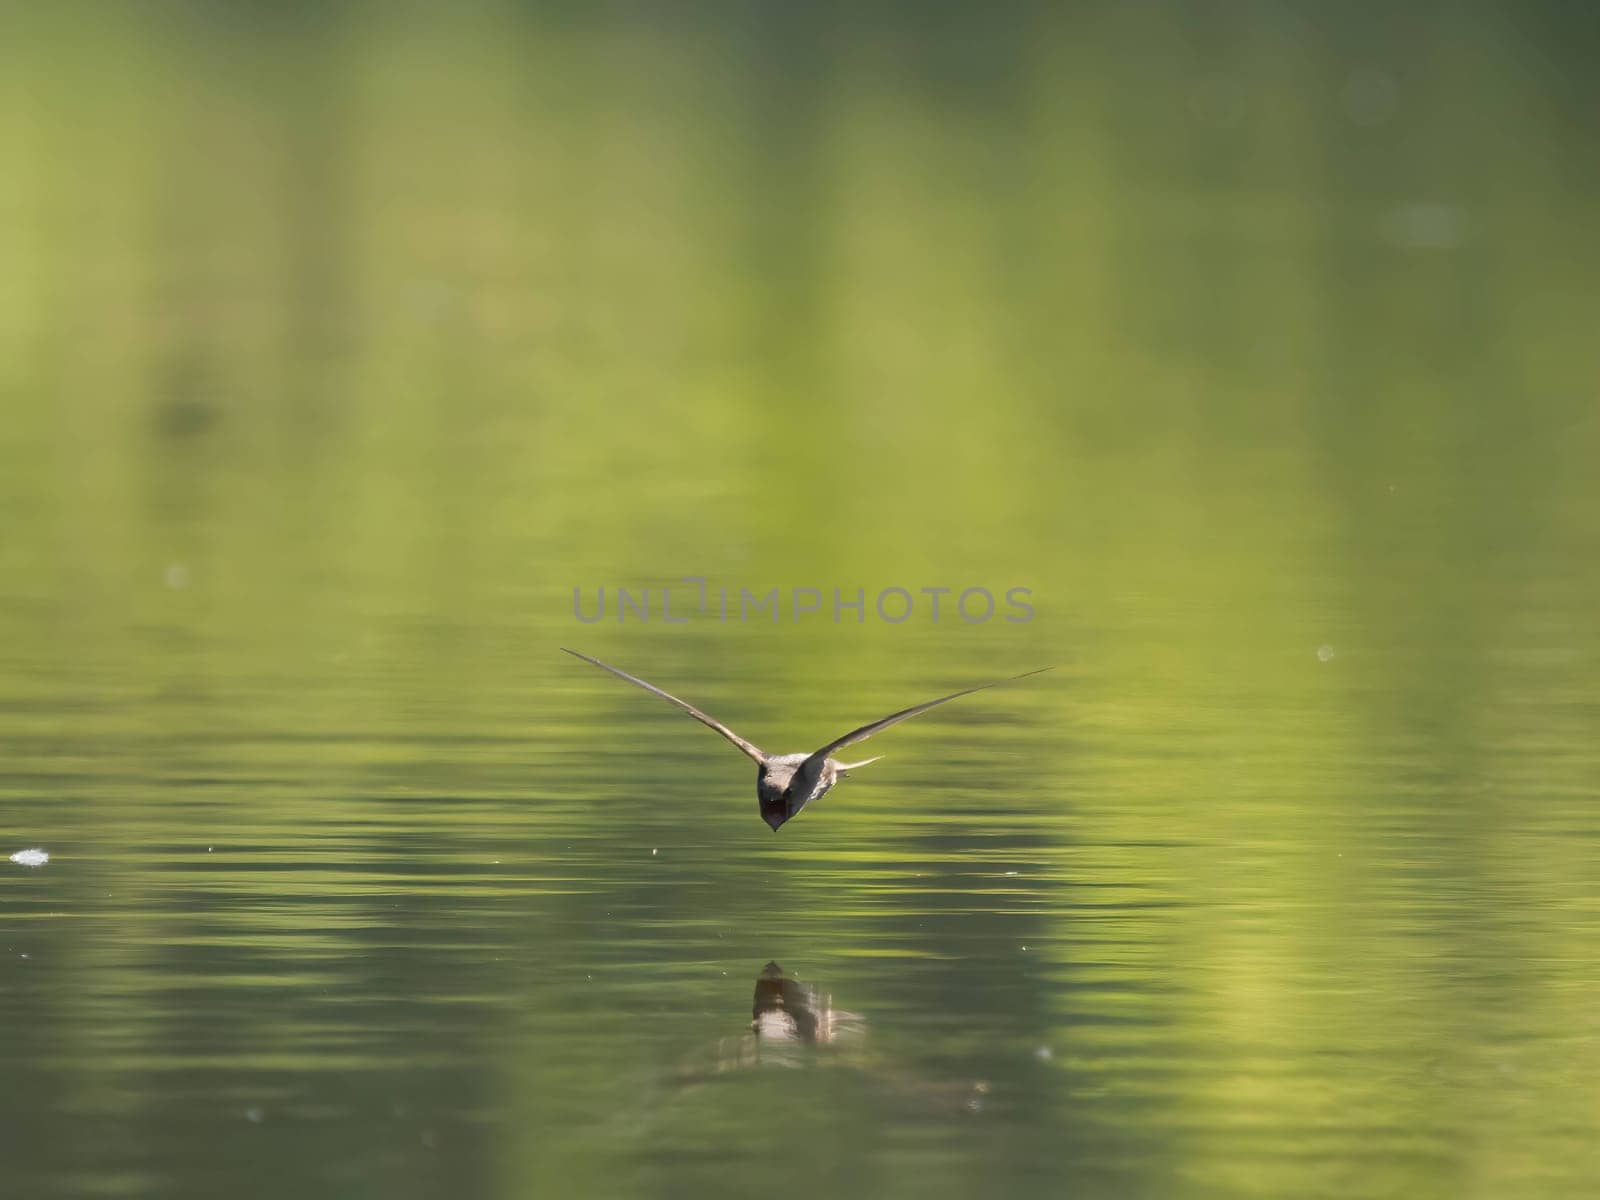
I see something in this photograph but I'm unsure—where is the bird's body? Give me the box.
[562,648,1049,831]
[757,753,814,805]
[758,753,839,830]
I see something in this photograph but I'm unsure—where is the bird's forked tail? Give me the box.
[835,756,883,773]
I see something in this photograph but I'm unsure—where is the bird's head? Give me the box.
[761,796,791,832]
[757,760,797,832]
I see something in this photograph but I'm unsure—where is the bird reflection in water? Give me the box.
[676,962,990,1113]
[740,961,863,1061]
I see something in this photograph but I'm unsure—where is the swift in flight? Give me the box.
[562,648,1050,831]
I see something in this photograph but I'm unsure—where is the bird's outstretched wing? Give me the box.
[561,648,767,765]
[804,666,1053,766]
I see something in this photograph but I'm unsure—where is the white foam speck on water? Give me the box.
[9,849,48,867]
[1383,202,1469,251]
[1317,645,1336,662]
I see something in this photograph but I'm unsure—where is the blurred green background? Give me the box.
[2,2,1598,1198]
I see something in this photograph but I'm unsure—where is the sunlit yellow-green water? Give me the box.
[2,4,1598,1198]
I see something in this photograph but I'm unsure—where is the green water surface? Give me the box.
[2,4,1598,1198]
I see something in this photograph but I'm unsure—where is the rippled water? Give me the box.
[3,4,1599,1198]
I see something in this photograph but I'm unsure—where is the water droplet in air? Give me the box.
[1341,67,1398,126]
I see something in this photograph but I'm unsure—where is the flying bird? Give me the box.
[561,648,1050,831]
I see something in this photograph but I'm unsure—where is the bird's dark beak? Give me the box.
[763,811,785,832]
